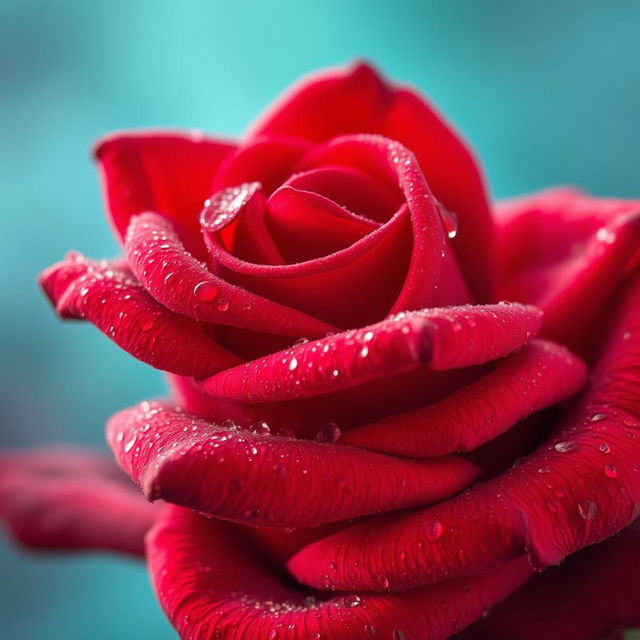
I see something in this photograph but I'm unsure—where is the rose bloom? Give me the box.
[2,62,640,640]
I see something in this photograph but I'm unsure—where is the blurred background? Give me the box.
[1,0,639,637]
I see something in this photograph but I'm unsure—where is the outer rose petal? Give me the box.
[198,303,543,403]
[496,188,640,356]
[124,212,336,338]
[94,131,236,258]
[341,339,586,457]
[289,273,640,591]
[107,402,480,528]
[148,505,532,640]
[249,61,495,301]
[0,447,159,556]
[464,521,640,640]
[40,254,240,377]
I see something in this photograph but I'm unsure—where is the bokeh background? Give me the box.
[1,0,639,637]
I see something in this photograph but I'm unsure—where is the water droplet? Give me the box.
[359,346,369,358]
[604,464,618,478]
[538,467,551,474]
[344,595,361,608]
[140,317,154,332]
[267,631,278,640]
[378,575,390,588]
[364,623,376,637]
[193,281,219,301]
[363,331,375,342]
[250,421,270,435]
[217,297,230,311]
[554,441,576,453]
[437,203,458,239]
[289,357,298,371]
[579,500,598,521]
[546,499,558,512]
[124,435,137,453]
[599,442,611,454]
[200,182,261,232]
[425,520,443,541]
[596,227,615,244]
[590,413,607,422]
[316,423,341,443]
[243,506,261,520]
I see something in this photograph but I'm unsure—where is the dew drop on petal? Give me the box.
[590,413,607,423]
[344,595,361,608]
[289,357,298,371]
[554,441,576,453]
[599,442,611,454]
[604,464,618,478]
[140,317,154,332]
[579,500,598,521]
[217,297,230,311]
[316,422,341,443]
[425,520,443,541]
[124,435,137,453]
[193,281,219,301]
[364,624,377,637]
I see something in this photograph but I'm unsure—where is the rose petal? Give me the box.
[107,402,480,528]
[341,339,586,457]
[125,212,336,338]
[0,447,159,556]
[40,254,240,376]
[197,303,543,403]
[466,521,640,640]
[94,131,235,257]
[203,135,472,328]
[250,61,494,300]
[496,188,640,356]
[148,505,532,640]
[265,185,379,262]
[289,275,640,591]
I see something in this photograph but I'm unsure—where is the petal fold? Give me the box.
[107,403,480,528]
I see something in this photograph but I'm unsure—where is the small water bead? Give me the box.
[596,227,616,244]
[364,624,377,637]
[579,500,598,521]
[538,467,551,474]
[359,346,369,358]
[124,435,137,453]
[217,297,230,312]
[193,281,219,301]
[437,203,459,239]
[604,464,618,478]
[310,634,321,639]
[363,330,375,342]
[243,506,261,520]
[377,575,390,588]
[267,630,278,640]
[289,357,298,371]
[590,413,608,423]
[599,442,611,454]
[139,317,154,332]
[250,421,270,435]
[293,337,309,346]
[343,595,361,608]
[554,441,577,453]
[316,423,341,443]
[425,520,444,541]
[546,499,558,513]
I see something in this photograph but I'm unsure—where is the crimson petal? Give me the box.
[40,254,240,376]
[466,521,640,640]
[0,447,160,556]
[341,339,586,457]
[289,274,640,591]
[94,131,235,257]
[125,212,335,337]
[107,402,480,528]
[198,303,543,403]
[148,505,532,640]
[250,61,494,301]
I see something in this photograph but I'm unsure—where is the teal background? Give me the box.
[1,0,639,637]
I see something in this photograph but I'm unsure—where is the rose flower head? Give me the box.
[3,61,640,639]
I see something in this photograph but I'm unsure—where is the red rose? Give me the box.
[3,62,640,639]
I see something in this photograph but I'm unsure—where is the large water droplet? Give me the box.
[604,464,618,478]
[200,182,261,232]
[193,281,219,301]
[250,421,270,435]
[140,317,154,332]
[289,357,298,371]
[124,434,137,453]
[217,297,230,311]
